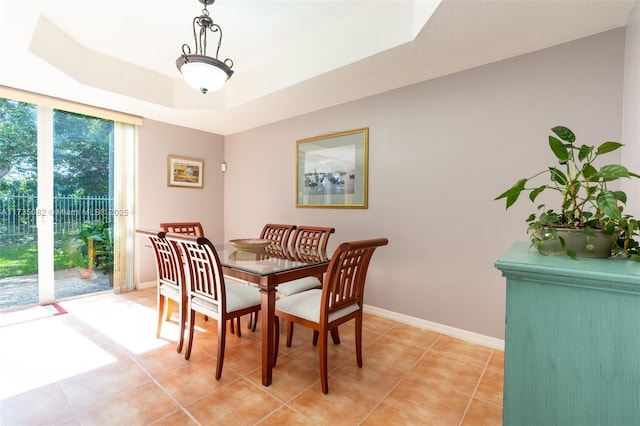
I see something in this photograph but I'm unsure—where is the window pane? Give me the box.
[0,98,38,309]
[53,110,115,297]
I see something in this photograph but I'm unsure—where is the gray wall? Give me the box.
[135,119,225,284]
[623,2,640,214]
[222,29,626,340]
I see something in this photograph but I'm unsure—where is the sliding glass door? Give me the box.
[52,109,115,300]
[0,99,116,310]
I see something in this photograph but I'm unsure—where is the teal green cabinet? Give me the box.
[495,242,640,425]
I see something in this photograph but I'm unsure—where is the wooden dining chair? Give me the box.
[276,226,335,298]
[160,222,204,237]
[241,223,297,331]
[259,223,296,246]
[160,221,231,328]
[273,237,388,393]
[276,226,336,344]
[165,232,261,380]
[290,225,335,252]
[137,228,187,353]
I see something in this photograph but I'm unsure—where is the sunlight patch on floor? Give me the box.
[60,293,174,354]
[0,318,117,399]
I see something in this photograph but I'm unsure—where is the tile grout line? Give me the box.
[55,313,138,426]
[456,349,495,426]
[358,328,444,425]
[125,344,204,426]
[48,310,184,426]
[242,373,320,425]
[56,380,81,425]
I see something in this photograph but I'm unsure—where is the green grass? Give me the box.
[0,236,87,278]
[0,240,38,277]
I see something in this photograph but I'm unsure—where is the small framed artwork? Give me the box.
[167,155,204,188]
[296,127,368,208]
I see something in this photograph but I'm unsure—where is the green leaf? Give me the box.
[549,136,569,162]
[578,145,593,162]
[551,126,576,143]
[604,222,616,234]
[596,141,623,155]
[529,185,546,202]
[582,163,598,180]
[495,178,526,209]
[549,167,567,185]
[596,191,623,220]
[599,164,630,180]
[614,191,627,204]
[566,250,578,260]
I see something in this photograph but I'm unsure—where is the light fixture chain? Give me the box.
[199,23,208,56]
[199,6,209,56]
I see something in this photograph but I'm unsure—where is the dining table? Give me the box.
[214,241,331,386]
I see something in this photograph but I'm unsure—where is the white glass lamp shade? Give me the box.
[176,54,233,94]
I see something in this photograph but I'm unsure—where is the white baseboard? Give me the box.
[133,283,504,350]
[364,304,505,351]
[138,280,156,290]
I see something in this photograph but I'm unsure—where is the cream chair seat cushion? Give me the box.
[159,282,180,299]
[189,280,261,314]
[276,276,321,296]
[275,289,360,323]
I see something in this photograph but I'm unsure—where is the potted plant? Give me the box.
[495,125,640,260]
[78,221,114,277]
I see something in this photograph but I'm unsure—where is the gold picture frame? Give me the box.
[167,155,204,188]
[296,127,368,208]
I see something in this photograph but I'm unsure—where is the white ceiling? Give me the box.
[0,0,636,135]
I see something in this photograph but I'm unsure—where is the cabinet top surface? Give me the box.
[495,241,640,281]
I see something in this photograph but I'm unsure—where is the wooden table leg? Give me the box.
[260,277,276,386]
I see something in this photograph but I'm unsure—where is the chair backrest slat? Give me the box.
[321,238,388,317]
[260,224,296,246]
[160,222,204,237]
[137,228,183,290]
[166,233,226,310]
[291,226,335,251]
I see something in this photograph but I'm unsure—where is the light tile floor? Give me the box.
[0,288,503,425]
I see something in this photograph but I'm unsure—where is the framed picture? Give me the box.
[296,127,368,208]
[167,155,204,188]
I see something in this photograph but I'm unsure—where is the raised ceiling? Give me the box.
[0,0,636,135]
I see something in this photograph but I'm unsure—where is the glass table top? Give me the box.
[214,243,330,276]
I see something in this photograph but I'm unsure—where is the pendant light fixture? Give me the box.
[176,0,234,94]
